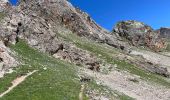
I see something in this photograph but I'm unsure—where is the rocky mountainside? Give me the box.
[114,21,166,51]
[0,0,170,100]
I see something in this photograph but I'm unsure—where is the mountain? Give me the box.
[114,20,166,51]
[0,0,170,100]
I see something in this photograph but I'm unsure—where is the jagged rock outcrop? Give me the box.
[0,12,21,45]
[114,20,166,51]
[0,39,18,78]
[16,0,127,49]
[157,27,170,39]
[0,1,18,77]
[53,43,100,71]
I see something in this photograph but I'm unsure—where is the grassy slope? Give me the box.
[1,31,168,99]
[0,41,81,100]
[0,40,132,100]
[58,32,170,87]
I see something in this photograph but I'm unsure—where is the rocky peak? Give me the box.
[114,20,153,38]
[114,20,166,51]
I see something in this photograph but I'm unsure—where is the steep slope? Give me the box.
[0,40,83,100]
[0,0,170,100]
[0,40,134,100]
[17,0,128,49]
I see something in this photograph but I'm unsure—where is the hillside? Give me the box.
[0,0,170,100]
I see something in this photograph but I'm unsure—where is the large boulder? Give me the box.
[114,20,166,51]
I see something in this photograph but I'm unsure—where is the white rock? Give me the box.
[43,67,47,70]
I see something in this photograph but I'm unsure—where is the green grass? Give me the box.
[0,40,82,100]
[1,32,169,99]
[58,32,170,87]
[0,40,132,100]
[0,40,131,100]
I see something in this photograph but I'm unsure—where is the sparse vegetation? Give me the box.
[58,32,170,87]
[87,80,135,100]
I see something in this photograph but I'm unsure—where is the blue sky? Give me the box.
[9,0,17,5]
[9,0,170,30]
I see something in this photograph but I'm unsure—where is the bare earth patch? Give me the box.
[82,69,170,100]
[0,70,38,98]
[130,50,170,67]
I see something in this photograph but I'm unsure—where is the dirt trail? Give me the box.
[0,70,38,98]
[83,69,170,100]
